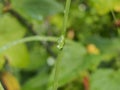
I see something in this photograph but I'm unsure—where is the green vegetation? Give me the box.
[0,0,120,90]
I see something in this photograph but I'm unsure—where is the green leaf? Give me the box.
[90,69,120,90]
[48,41,87,89]
[0,14,29,69]
[79,36,120,71]
[3,44,29,68]
[89,0,120,15]
[0,14,26,44]
[113,0,120,12]
[0,82,4,90]
[48,37,120,89]
[27,44,48,71]
[11,0,63,20]
[86,36,120,60]
[81,54,103,71]
[22,71,49,90]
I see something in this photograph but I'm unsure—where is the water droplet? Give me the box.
[57,35,65,50]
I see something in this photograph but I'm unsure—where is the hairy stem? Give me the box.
[62,0,71,36]
[53,0,71,90]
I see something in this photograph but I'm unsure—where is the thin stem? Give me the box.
[111,10,117,21]
[62,0,71,36]
[53,0,71,90]
[0,36,57,53]
[57,0,71,50]
[52,53,61,90]
[111,10,120,36]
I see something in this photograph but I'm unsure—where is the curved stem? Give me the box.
[0,36,57,53]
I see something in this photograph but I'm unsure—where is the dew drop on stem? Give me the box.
[57,35,65,50]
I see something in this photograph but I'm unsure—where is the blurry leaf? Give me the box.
[27,44,48,71]
[90,69,120,90]
[32,21,46,35]
[3,44,29,68]
[90,0,113,15]
[80,36,120,71]
[11,0,63,20]
[48,41,87,89]
[113,0,120,12]
[114,5,120,12]
[22,71,49,90]
[90,0,120,15]
[85,36,120,60]
[1,71,21,90]
[48,37,120,89]
[0,14,29,69]
[77,36,120,72]
[81,54,103,71]
[50,14,63,29]
[0,14,26,41]
[0,82,4,90]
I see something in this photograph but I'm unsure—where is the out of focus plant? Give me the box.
[0,0,120,90]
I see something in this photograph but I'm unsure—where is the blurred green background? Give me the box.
[0,0,120,90]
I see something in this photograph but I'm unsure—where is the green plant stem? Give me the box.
[111,10,120,36]
[0,36,72,53]
[57,0,71,50]
[52,52,61,90]
[53,0,71,90]
[62,0,71,36]
[111,10,117,21]
[0,36,57,53]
